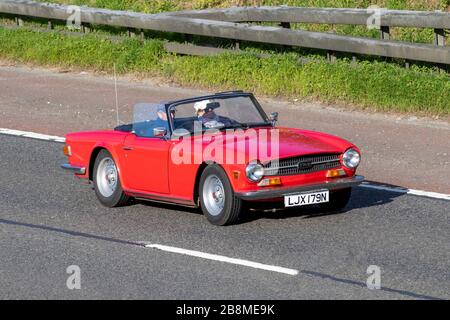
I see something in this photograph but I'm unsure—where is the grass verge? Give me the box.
[0,27,449,116]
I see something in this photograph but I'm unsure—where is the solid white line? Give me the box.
[0,128,65,143]
[145,243,299,276]
[360,183,450,201]
[406,189,450,201]
[0,127,448,201]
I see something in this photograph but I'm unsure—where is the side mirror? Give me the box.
[153,127,167,137]
[269,112,278,126]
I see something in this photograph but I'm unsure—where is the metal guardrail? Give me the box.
[0,0,448,65]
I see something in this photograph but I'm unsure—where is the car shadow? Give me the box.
[128,182,406,224]
[236,184,406,224]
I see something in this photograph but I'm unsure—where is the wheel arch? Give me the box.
[193,162,209,206]
[193,161,237,204]
[88,147,106,181]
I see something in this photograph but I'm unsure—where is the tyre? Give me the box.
[199,164,242,226]
[320,187,352,212]
[93,149,129,207]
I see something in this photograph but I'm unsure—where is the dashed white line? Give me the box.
[145,243,299,276]
[0,127,449,201]
[0,128,65,143]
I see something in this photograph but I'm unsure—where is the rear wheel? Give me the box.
[199,165,242,226]
[93,149,129,207]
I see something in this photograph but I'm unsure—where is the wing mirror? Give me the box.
[153,127,167,137]
[269,112,278,126]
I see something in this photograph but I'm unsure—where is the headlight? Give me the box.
[342,148,361,169]
[246,162,265,182]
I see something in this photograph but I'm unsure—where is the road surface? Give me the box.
[0,65,448,299]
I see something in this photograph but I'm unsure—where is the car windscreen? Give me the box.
[169,96,268,133]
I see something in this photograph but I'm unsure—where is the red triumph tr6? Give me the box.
[61,91,364,225]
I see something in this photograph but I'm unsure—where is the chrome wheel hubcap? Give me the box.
[203,174,225,216]
[96,157,118,198]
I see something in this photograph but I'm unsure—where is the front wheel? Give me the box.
[199,165,242,226]
[93,149,129,207]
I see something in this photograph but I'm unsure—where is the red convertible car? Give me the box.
[61,91,363,225]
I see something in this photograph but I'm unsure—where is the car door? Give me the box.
[120,133,170,194]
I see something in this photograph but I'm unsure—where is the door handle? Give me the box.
[122,146,134,151]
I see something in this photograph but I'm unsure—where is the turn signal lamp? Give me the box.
[257,177,282,187]
[326,169,346,178]
[63,145,72,157]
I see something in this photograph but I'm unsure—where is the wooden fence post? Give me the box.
[380,26,390,40]
[434,28,447,73]
[327,51,337,63]
[15,16,23,26]
[81,23,90,33]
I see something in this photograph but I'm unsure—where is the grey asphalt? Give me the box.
[0,134,449,299]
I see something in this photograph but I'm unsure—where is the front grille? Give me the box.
[263,153,341,176]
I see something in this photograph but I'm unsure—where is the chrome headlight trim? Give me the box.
[342,148,361,169]
[245,161,265,182]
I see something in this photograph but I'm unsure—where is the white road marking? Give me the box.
[145,243,299,276]
[360,182,450,201]
[0,127,449,201]
[0,128,65,143]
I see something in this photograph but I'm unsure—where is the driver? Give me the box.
[194,100,219,124]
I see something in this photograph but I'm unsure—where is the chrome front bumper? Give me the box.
[61,163,86,175]
[235,175,364,200]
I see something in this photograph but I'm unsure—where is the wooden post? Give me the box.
[15,16,24,27]
[327,51,337,63]
[279,22,291,51]
[81,23,90,33]
[380,26,390,40]
[434,28,447,73]
[47,20,53,30]
[140,29,145,41]
[128,28,136,38]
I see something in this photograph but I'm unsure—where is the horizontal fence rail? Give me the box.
[167,6,450,29]
[0,0,449,65]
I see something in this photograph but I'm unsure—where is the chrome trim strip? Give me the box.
[235,175,364,200]
[61,163,86,175]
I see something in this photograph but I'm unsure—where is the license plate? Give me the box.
[284,190,329,207]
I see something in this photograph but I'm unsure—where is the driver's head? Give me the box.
[193,100,213,117]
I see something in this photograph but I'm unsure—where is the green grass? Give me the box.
[1,28,449,116]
